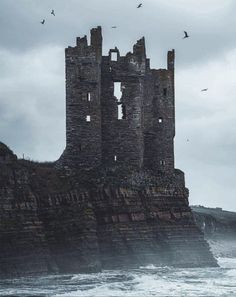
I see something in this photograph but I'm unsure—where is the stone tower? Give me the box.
[64,27,102,168]
[60,27,175,174]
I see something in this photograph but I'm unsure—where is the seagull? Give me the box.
[40,19,45,25]
[201,88,208,92]
[187,139,190,142]
[111,26,117,28]
[137,3,142,8]
[51,9,55,16]
[183,31,189,39]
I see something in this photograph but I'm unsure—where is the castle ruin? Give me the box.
[0,27,218,277]
[60,26,175,173]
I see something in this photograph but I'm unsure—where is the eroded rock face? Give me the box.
[0,153,217,278]
[192,206,236,258]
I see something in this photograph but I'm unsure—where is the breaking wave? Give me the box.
[0,258,236,297]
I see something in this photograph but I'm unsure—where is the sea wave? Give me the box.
[0,258,236,297]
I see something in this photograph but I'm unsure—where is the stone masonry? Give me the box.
[60,26,175,172]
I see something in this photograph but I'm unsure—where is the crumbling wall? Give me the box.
[59,28,176,174]
[143,50,175,173]
[101,39,147,168]
[63,27,102,169]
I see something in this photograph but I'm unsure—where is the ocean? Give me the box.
[0,258,236,297]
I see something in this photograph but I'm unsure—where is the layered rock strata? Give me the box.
[0,143,217,278]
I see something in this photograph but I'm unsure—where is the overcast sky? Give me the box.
[0,0,236,211]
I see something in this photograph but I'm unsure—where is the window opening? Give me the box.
[114,82,122,101]
[86,115,91,122]
[111,52,118,61]
[118,104,126,120]
[160,160,166,166]
[163,88,167,96]
[87,93,91,101]
[158,117,163,123]
[114,155,117,162]
[118,105,122,120]
[114,82,126,120]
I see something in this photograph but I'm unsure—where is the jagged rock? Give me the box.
[192,206,236,258]
[0,156,217,278]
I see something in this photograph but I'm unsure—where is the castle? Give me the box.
[60,26,175,173]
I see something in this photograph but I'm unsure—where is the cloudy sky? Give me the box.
[0,0,236,210]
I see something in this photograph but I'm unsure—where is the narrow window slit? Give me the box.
[118,105,122,120]
[86,115,91,122]
[158,117,163,123]
[163,88,167,96]
[87,93,91,101]
[118,104,126,120]
[114,155,117,162]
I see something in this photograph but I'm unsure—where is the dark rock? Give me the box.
[192,206,236,258]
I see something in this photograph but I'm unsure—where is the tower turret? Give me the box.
[144,50,175,173]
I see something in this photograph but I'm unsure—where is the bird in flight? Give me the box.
[111,26,117,28]
[183,31,189,39]
[40,19,45,25]
[137,3,142,8]
[201,88,208,92]
[187,139,190,142]
[51,9,55,16]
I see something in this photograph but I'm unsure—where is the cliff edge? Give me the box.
[192,206,236,258]
[0,144,217,278]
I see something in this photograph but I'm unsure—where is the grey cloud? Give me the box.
[0,0,236,67]
[0,0,235,210]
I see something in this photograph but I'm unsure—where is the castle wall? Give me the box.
[101,39,147,168]
[65,27,102,168]
[61,28,175,173]
[143,50,175,173]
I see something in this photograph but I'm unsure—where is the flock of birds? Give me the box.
[40,4,208,143]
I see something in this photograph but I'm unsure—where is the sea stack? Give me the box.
[0,27,217,278]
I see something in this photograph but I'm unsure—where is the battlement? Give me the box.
[59,27,175,173]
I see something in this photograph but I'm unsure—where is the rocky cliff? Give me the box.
[192,206,236,258]
[0,142,217,278]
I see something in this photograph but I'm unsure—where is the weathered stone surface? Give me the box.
[59,26,175,172]
[192,206,236,258]
[0,27,218,278]
[0,156,217,277]
[192,206,236,238]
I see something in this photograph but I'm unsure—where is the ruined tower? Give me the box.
[64,27,102,168]
[60,26,175,173]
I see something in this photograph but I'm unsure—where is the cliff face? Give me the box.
[192,206,236,238]
[192,206,236,258]
[0,144,217,278]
